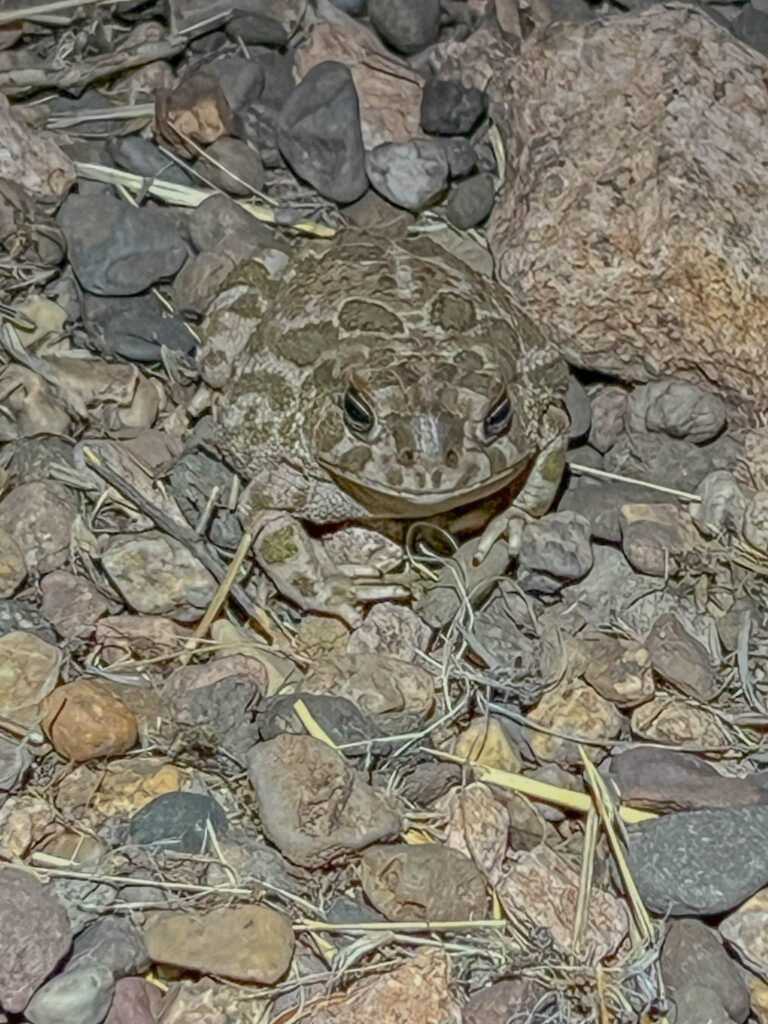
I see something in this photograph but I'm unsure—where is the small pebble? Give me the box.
[195,136,265,195]
[366,140,449,212]
[369,0,441,53]
[41,678,138,762]
[25,966,115,1024]
[518,511,593,594]
[128,791,229,853]
[421,78,488,135]
[445,172,495,229]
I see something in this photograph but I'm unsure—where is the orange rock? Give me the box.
[41,678,138,762]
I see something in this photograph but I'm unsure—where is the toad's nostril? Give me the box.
[431,469,443,488]
[399,448,415,466]
[445,448,459,469]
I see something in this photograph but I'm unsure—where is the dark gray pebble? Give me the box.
[369,0,440,54]
[128,791,229,853]
[626,805,768,915]
[421,77,488,136]
[445,172,495,229]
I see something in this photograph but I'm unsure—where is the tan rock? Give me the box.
[0,630,59,728]
[361,843,487,922]
[293,948,461,1024]
[143,905,294,982]
[450,716,523,774]
[527,677,624,765]
[750,975,768,1024]
[0,795,56,859]
[55,757,186,821]
[294,613,350,657]
[646,612,718,700]
[619,503,698,577]
[347,603,431,662]
[581,634,654,707]
[631,694,729,747]
[41,678,138,762]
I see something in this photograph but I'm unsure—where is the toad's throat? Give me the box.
[320,457,532,518]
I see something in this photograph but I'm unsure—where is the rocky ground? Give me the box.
[2,1,768,1023]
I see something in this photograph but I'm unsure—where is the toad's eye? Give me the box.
[483,394,513,441]
[343,387,375,436]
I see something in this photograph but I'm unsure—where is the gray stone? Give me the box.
[0,867,71,1013]
[421,78,488,136]
[668,984,732,1024]
[661,919,749,1023]
[689,470,747,537]
[129,791,229,853]
[108,135,193,186]
[225,12,287,46]
[565,376,591,440]
[194,136,265,195]
[367,139,449,211]
[445,173,495,229]
[588,386,627,453]
[186,193,278,252]
[369,0,440,53]
[57,194,187,296]
[518,511,593,594]
[646,613,719,701]
[83,293,194,361]
[24,966,115,1024]
[626,805,768,915]
[440,137,477,178]
[733,3,768,57]
[71,916,151,978]
[626,380,727,444]
[277,61,367,204]
[101,531,217,622]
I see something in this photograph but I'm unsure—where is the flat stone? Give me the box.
[626,805,768,915]
[646,613,719,700]
[462,977,552,1024]
[143,905,294,983]
[361,844,487,921]
[518,511,593,594]
[247,734,402,867]
[608,746,766,813]
[0,630,59,728]
[70,915,150,977]
[40,571,108,638]
[0,527,25,597]
[104,977,158,1024]
[101,531,217,622]
[720,886,768,981]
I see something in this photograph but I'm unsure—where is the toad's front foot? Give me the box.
[473,506,534,564]
[252,512,409,627]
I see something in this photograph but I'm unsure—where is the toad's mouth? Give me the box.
[319,459,531,517]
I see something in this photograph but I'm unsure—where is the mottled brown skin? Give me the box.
[200,235,570,619]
